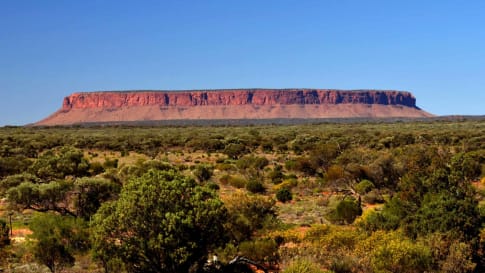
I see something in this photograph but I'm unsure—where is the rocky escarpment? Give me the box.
[36,89,433,125]
[61,89,418,109]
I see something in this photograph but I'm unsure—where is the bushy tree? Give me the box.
[28,146,90,180]
[0,156,31,178]
[406,191,481,241]
[7,180,74,216]
[91,169,227,273]
[74,177,121,220]
[223,190,277,243]
[29,213,89,273]
[0,172,40,196]
[359,196,410,232]
[223,143,248,159]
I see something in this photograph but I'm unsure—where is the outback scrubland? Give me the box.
[0,120,485,273]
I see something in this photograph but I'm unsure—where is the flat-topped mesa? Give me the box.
[61,89,418,110]
[36,89,432,126]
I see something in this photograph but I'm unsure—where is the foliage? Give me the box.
[223,143,248,159]
[238,238,279,265]
[0,156,32,179]
[324,165,346,182]
[28,146,90,180]
[0,172,40,196]
[236,155,269,171]
[246,178,265,194]
[407,190,481,241]
[424,233,476,273]
[354,179,375,195]
[220,174,247,188]
[1,121,485,271]
[91,169,227,273]
[268,165,285,184]
[7,180,74,215]
[286,157,318,176]
[327,196,362,225]
[273,178,298,192]
[359,230,432,273]
[74,177,121,220]
[276,187,293,203]
[283,259,329,273]
[29,213,89,273]
[439,240,476,273]
[193,164,214,182]
[222,190,277,243]
[0,219,10,248]
[34,238,75,273]
[358,197,408,232]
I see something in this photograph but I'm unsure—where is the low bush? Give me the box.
[326,197,362,225]
[283,259,329,273]
[276,188,293,203]
[355,179,375,195]
[246,179,265,193]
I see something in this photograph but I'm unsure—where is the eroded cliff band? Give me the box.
[36,89,433,126]
[61,89,418,109]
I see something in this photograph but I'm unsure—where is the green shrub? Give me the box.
[238,239,278,264]
[236,155,269,170]
[193,164,213,182]
[223,143,248,159]
[330,256,354,273]
[0,173,40,196]
[262,142,273,152]
[362,189,384,204]
[216,163,236,171]
[304,224,331,241]
[223,191,277,242]
[268,165,285,184]
[273,178,298,192]
[0,219,10,247]
[276,188,293,203]
[89,161,105,175]
[283,259,329,273]
[358,197,404,232]
[246,179,265,194]
[285,160,298,171]
[365,231,432,273]
[220,174,247,188]
[206,182,220,191]
[223,175,246,189]
[327,197,362,225]
[355,179,375,195]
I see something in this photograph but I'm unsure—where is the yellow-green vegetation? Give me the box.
[0,120,484,272]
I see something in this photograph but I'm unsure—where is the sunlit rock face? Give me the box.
[36,89,433,125]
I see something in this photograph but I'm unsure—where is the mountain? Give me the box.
[35,89,433,125]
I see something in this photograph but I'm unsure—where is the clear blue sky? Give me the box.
[1,1,484,125]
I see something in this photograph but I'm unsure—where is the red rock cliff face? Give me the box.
[36,89,432,126]
[61,89,419,110]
